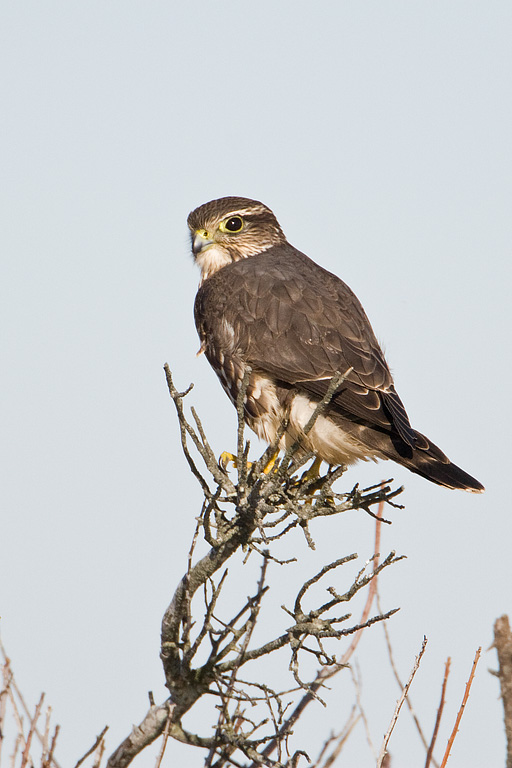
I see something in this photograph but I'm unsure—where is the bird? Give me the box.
[188,196,484,493]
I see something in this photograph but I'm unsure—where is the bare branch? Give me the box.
[20,692,45,768]
[106,703,170,768]
[425,658,450,768]
[378,591,433,758]
[493,615,512,768]
[163,364,235,496]
[439,647,481,768]
[251,505,398,766]
[0,635,62,768]
[377,636,428,767]
[43,725,60,768]
[109,367,404,767]
[73,726,109,768]
[154,715,171,768]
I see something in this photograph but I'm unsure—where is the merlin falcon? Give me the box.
[188,196,484,493]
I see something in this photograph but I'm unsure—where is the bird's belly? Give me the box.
[287,394,381,466]
[244,381,381,466]
[209,353,382,466]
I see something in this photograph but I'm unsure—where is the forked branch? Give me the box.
[106,366,404,767]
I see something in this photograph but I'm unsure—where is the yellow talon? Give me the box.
[219,451,239,470]
[263,453,278,474]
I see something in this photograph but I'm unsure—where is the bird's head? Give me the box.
[187,196,287,283]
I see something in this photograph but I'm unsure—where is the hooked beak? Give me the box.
[192,229,214,256]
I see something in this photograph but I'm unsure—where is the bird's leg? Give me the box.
[295,457,335,504]
[262,452,279,474]
[287,456,322,491]
[300,456,322,483]
[219,451,278,474]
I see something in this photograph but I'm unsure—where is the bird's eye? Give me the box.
[221,216,244,233]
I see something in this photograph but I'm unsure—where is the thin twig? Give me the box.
[425,658,451,768]
[350,665,376,759]
[163,365,235,496]
[42,706,52,767]
[43,725,60,768]
[7,685,27,753]
[20,692,45,768]
[377,636,428,767]
[378,591,433,758]
[74,726,109,768]
[10,734,22,768]
[0,659,12,766]
[339,497,384,665]
[92,738,106,768]
[154,715,171,768]
[0,635,62,768]
[439,647,481,768]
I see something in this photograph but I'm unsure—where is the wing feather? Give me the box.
[195,243,414,443]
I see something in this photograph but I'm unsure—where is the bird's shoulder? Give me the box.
[196,244,367,324]
[195,243,393,393]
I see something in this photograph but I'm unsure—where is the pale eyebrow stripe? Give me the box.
[223,204,270,217]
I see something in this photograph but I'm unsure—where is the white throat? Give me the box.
[196,245,232,284]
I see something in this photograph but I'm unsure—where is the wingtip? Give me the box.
[443,469,485,494]
[403,450,485,493]
[465,482,485,494]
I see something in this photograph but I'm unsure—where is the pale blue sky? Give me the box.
[1,2,511,766]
